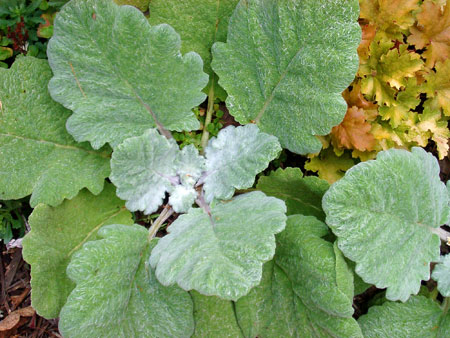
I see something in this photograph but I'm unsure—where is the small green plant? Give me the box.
[0,199,27,243]
[0,0,449,336]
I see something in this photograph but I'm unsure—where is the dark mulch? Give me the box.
[0,245,60,338]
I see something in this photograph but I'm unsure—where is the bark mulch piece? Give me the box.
[0,245,60,338]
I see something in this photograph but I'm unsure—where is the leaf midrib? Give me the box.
[0,132,110,158]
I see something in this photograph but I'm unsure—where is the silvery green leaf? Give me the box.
[432,254,450,297]
[59,224,194,338]
[203,125,281,202]
[191,291,244,337]
[150,191,287,300]
[323,147,450,302]
[22,184,133,319]
[48,0,208,149]
[256,167,329,220]
[169,184,198,213]
[211,0,360,154]
[0,56,110,207]
[235,215,362,337]
[359,296,450,337]
[176,144,206,187]
[110,129,179,214]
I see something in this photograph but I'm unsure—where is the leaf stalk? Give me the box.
[200,80,215,153]
[148,206,174,241]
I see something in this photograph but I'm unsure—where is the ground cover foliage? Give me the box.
[0,0,450,337]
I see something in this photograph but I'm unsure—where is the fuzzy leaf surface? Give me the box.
[59,224,194,338]
[359,296,450,337]
[235,215,362,337]
[203,125,281,202]
[432,254,450,297]
[150,192,287,300]
[212,0,360,154]
[191,291,244,337]
[110,129,205,214]
[323,147,450,301]
[0,56,110,207]
[256,167,329,220]
[48,0,208,149]
[148,0,238,97]
[22,184,133,319]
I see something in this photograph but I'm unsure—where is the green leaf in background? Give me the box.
[148,0,239,100]
[359,296,450,337]
[48,0,208,149]
[191,291,244,337]
[235,215,362,337]
[59,224,194,338]
[212,0,360,154]
[22,184,133,319]
[150,192,287,300]
[114,0,150,12]
[432,254,450,297]
[110,129,205,214]
[203,125,281,202]
[256,167,329,220]
[0,56,110,207]
[323,147,450,302]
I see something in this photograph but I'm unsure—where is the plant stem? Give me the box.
[430,227,450,245]
[200,80,215,153]
[442,297,449,316]
[148,206,174,241]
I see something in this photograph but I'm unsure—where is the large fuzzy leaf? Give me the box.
[22,184,133,319]
[323,147,450,301]
[203,125,281,202]
[235,215,362,337]
[191,291,244,337]
[150,191,287,300]
[0,56,110,207]
[359,296,450,337]
[211,0,360,154]
[110,129,205,214]
[148,0,239,98]
[432,254,450,297]
[256,167,329,220]
[59,224,194,337]
[48,0,208,149]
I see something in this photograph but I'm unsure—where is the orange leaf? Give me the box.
[408,0,450,67]
[331,106,376,151]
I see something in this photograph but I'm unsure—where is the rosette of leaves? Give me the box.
[110,124,286,299]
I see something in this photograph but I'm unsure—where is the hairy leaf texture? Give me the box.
[110,129,205,214]
[235,216,362,337]
[212,0,360,154]
[59,225,194,338]
[359,296,450,337]
[432,254,450,296]
[150,192,287,300]
[256,167,329,221]
[0,56,110,207]
[323,147,450,302]
[148,0,239,99]
[22,184,133,319]
[408,0,450,68]
[48,0,208,149]
[203,124,281,202]
[191,292,244,337]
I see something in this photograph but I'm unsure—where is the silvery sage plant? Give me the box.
[0,0,448,337]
